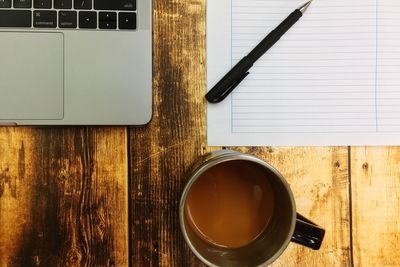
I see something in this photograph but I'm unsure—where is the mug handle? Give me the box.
[291,213,325,250]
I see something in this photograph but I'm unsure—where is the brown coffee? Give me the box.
[185,160,275,248]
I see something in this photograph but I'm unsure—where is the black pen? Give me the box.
[206,1,312,103]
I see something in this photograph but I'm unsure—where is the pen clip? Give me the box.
[206,72,250,103]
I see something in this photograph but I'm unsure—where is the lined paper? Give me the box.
[207,0,400,146]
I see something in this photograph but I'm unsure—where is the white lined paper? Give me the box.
[207,0,400,146]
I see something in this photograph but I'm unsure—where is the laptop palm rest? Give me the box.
[0,32,63,121]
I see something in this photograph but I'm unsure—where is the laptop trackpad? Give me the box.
[0,32,63,120]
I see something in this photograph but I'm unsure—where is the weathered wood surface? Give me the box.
[351,147,400,267]
[2,1,400,266]
[130,0,351,266]
[0,128,128,267]
[130,0,208,266]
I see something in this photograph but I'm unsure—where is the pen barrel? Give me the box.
[249,10,303,61]
[206,57,253,101]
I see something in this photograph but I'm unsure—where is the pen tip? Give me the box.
[298,0,312,14]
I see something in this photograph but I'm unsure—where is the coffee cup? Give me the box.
[179,150,325,267]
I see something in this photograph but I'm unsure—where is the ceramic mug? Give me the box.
[179,150,325,267]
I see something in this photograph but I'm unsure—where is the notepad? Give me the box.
[207,0,400,146]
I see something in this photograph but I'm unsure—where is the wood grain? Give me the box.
[0,128,128,267]
[130,0,207,266]
[130,0,351,266]
[351,147,400,267]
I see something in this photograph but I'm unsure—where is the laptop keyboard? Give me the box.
[0,0,137,30]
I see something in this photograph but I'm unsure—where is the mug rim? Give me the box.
[179,151,297,267]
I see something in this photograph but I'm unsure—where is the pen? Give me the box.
[206,1,312,103]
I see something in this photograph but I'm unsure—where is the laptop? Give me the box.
[0,0,152,125]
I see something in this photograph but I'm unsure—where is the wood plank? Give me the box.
[351,147,400,266]
[130,0,351,266]
[0,128,128,267]
[231,147,351,267]
[130,0,207,265]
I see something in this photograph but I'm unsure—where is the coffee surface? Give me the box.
[185,160,275,248]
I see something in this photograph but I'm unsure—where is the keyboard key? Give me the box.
[119,12,136,30]
[0,0,11,8]
[54,0,72,9]
[99,21,116,29]
[95,0,135,11]
[74,0,91,9]
[13,0,31,8]
[0,10,31,27]
[99,12,116,21]
[79,11,97,29]
[34,10,57,27]
[59,11,77,28]
[34,0,51,8]
[99,12,116,29]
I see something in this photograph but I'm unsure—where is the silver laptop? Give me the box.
[0,0,152,125]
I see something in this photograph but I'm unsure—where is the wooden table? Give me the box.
[1,1,399,266]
